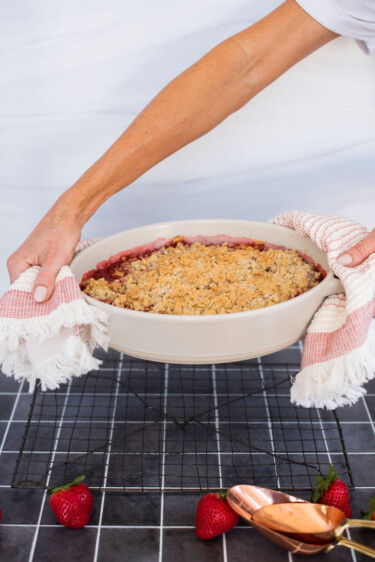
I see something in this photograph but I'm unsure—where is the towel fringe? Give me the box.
[0,300,108,352]
[291,325,375,409]
[0,300,109,392]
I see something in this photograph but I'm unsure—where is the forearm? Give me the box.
[59,37,251,225]
[58,0,337,226]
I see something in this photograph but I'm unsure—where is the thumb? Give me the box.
[32,256,64,302]
[337,229,375,267]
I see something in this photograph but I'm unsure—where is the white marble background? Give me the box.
[1,0,374,295]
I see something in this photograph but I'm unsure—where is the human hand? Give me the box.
[7,206,82,302]
[337,229,375,267]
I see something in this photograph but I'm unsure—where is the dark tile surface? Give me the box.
[33,527,97,562]
[0,526,35,562]
[102,492,160,526]
[163,492,201,526]
[1,347,374,561]
[0,453,19,485]
[225,527,289,562]
[13,394,34,420]
[0,488,43,524]
[163,529,223,562]
[0,394,17,420]
[347,453,375,487]
[0,374,21,393]
[350,527,375,562]
[341,422,375,452]
[98,529,159,562]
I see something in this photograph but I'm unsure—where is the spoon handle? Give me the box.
[346,519,375,530]
[335,536,375,558]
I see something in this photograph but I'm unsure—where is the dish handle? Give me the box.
[323,274,344,297]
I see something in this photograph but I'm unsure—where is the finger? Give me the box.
[7,255,32,284]
[337,229,375,267]
[32,256,64,302]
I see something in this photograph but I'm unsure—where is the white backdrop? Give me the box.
[1,0,374,294]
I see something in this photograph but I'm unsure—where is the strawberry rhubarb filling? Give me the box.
[80,235,324,315]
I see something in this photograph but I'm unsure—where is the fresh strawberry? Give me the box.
[48,475,93,529]
[312,464,351,518]
[195,492,239,540]
[361,497,375,521]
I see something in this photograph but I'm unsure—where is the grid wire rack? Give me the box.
[11,353,354,493]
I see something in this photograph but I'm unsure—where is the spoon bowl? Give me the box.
[252,502,375,557]
[227,485,375,557]
[252,503,375,544]
[226,485,305,519]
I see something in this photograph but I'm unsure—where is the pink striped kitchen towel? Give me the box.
[0,240,109,392]
[273,211,375,409]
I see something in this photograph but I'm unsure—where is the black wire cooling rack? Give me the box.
[11,354,354,492]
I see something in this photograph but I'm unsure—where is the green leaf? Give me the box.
[311,489,321,503]
[312,465,338,504]
[362,510,372,520]
[361,497,375,520]
[47,475,86,495]
[328,464,338,482]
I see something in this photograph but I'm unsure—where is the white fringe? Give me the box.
[0,300,109,392]
[0,301,108,351]
[291,325,375,409]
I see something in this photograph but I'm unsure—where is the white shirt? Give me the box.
[296,0,375,54]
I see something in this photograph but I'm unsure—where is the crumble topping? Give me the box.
[81,236,322,315]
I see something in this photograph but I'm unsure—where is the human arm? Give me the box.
[7,0,338,301]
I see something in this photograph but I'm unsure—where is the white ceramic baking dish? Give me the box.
[70,219,343,364]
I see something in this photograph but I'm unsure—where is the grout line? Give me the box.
[298,342,357,561]
[8,484,375,488]
[0,380,24,455]
[316,406,357,562]
[28,380,73,562]
[0,523,258,529]
[5,418,375,425]
[96,364,300,373]
[159,364,169,562]
[257,357,280,488]
[5,450,375,456]
[2,390,375,397]
[93,354,123,562]
[211,366,223,489]
[3,391,297,398]
[211,365,227,562]
[222,534,228,562]
[361,396,375,437]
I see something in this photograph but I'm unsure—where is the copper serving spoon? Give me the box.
[226,485,328,554]
[227,485,375,556]
[252,503,375,558]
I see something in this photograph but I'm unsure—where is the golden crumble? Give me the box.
[81,236,322,315]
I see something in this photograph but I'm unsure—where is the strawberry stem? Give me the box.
[47,475,85,495]
[311,464,337,503]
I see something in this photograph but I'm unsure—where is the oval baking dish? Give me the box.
[70,219,343,364]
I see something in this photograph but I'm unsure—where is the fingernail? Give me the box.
[34,286,48,302]
[337,254,352,266]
